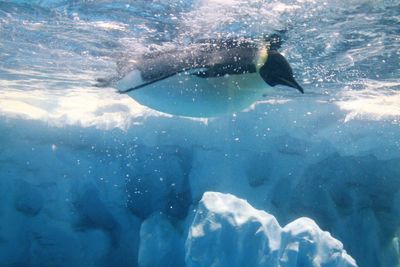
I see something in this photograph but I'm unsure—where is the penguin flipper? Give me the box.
[118,73,177,94]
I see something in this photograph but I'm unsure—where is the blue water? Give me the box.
[0,1,400,267]
[1,1,399,91]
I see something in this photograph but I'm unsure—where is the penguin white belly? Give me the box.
[117,71,268,117]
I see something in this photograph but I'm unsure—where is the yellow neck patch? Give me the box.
[256,44,269,71]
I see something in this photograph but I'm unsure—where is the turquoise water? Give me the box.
[0,1,399,267]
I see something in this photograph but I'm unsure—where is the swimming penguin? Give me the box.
[101,35,303,117]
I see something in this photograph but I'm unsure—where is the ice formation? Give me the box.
[0,94,399,267]
[186,192,356,267]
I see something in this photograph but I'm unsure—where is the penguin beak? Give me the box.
[259,50,304,94]
[274,76,304,93]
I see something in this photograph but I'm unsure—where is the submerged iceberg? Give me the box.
[186,192,356,267]
[0,96,399,267]
[0,97,399,267]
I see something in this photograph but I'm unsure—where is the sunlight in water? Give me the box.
[0,1,399,267]
[337,80,400,122]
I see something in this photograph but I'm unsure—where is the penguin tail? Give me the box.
[94,77,113,87]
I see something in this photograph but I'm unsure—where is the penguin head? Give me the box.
[259,50,304,93]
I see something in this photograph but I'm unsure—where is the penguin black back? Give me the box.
[115,34,303,94]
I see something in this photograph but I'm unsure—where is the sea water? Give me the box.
[0,1,399,266]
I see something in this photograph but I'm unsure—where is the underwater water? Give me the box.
[0,0,400,266]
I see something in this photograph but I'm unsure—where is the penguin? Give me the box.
[100,35,303,117]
